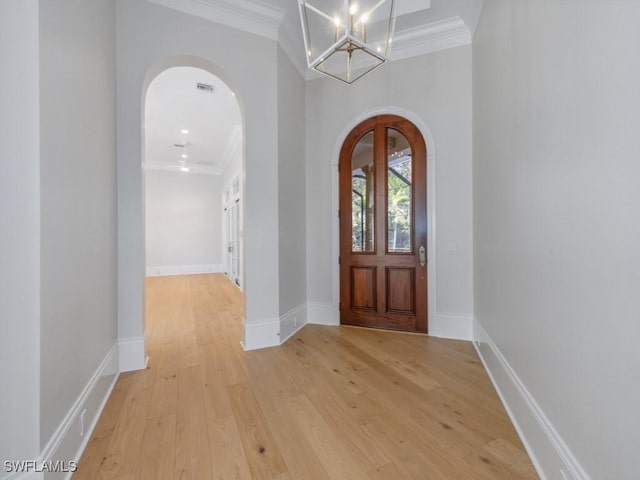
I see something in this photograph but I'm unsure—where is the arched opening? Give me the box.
[142,64,245,357]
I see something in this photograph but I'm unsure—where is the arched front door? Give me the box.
[339,115,428,333]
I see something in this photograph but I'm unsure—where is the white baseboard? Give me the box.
[3,469,42,480]
[279,304,308,344]
[145,264,224,277]
[224,273,243,292]
[241,318,280,351]
[430,312,473,340]
[4,470,42,480]
[307,302,339,326]
[473,319,589,480]
[118,336,146,373]
[304,306,471,341]
[22,343,120,480]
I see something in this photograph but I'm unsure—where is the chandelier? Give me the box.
[298,0,397,84]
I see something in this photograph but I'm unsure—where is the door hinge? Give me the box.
[338,256,341,264]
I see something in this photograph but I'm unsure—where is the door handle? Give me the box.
[419,246,426,267]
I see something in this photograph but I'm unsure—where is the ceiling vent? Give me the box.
[196,82,214,93]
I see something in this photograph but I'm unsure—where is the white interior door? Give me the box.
[225,200,240,286]
[230,200,240,285]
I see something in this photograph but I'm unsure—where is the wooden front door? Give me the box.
[339,115,427,333]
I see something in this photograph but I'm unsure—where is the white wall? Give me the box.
[305,46,474,336]
[222,141,243,190]
[145,170,223,275]
[39,0,119,450]
[117,0,280,351]
[473,1,640,478]
[277,47,307,340]
[0,0,41,471]
[277,47,307,317]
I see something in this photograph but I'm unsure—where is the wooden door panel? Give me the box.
[346,309,417,331]
[351,267,377,310]
[339,115,428,333]
[386,268,415,314]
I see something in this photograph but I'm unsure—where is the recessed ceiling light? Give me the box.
[181,154,188,159]
[181,129,189,134]
[181,166,190,172]
[231,92,236,97]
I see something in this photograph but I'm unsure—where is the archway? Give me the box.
[141,61,245,363]
[143,66,243,284]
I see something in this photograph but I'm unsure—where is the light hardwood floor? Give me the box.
[75,273,538,479]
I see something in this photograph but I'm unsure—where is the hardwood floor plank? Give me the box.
[95,368,154,479]
[75,274,538,480]
[258,400,331,480]
[347,327,510,417]
[244,348,303,412]
[281,336,396,472]
[282,331,480,479]
[227,382,290,480]
[483,438,540,480]
[73,378,135,479]
[289,326,525,479]
[135,414,177,480]
[147,346,179,420]
[206,415,253,480]
[199,347,234,421]
[341,342,526,477]
[283,393,371,479]
[338,327,443,390]
[72,426,115,480]
[174,365,213,480]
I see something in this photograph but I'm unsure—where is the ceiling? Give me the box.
[146,0,484,77]
[144,66,242,175]
[142,1,482,175]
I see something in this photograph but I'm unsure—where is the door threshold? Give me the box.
[340,324,429,336]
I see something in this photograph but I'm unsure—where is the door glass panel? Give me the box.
[387,129,412,253]
[352,131,375,252]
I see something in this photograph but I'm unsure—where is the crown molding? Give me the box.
[146,0,285,40]
[302,16,471,81]
[391,16,471,61]
[143,162,222,175]
[144,1,471,81]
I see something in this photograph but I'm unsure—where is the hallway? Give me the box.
[74,274,536,479]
